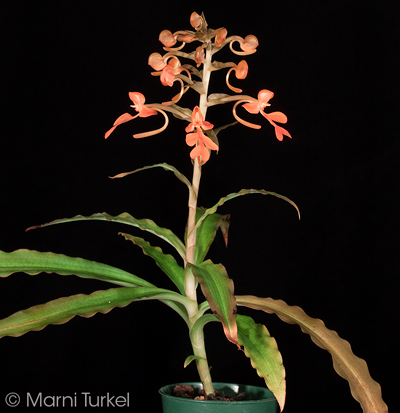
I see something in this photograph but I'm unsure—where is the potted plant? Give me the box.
[0,11,388,413]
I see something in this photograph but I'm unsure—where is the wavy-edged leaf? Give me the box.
[0,286,192,339]
[190,261,238,346]
[191,208,230,264]
[109,163,194,197]
[237,314,285,411]
[27,212,186,260]
[236,295,388,413]
[0,249,153,288]
[193,189,300,233]
[119,232,185,295]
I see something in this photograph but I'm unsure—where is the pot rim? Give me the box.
[158,382,277,405]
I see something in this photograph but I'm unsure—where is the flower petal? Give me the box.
[186,131,199,146]
[138,106,158,117]
[185,123,195,133]
[242,101,260,114]
[190,142,210,164]
[201,121,214,130]
[129,92,146,107]
[203,134,219,151]
[274,125,292,141]
[258,89,274,107]
[263,111,288,124]
[104,113,136,139]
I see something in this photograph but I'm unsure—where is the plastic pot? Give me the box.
[159,382,278,412]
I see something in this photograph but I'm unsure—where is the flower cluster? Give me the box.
[105,12,291,164]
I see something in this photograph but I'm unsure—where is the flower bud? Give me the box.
[159,30,176,48]
[190,12,202,30]
[177,33,195,43]
[241,35,259,52]
[148,52,166,71]
[214,28,227,47]
[194,46,205,67]
[235,60,248,79]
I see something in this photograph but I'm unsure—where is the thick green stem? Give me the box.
[189,314,218,395]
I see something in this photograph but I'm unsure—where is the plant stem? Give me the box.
[185,42,215,395]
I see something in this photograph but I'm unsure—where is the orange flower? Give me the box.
[186,128,218,164]
[233,90,292,141]
[185,106,217,164]
[185,106,214,133]
[104,92,168,139]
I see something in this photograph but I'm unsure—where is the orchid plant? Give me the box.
[0,12,387,413]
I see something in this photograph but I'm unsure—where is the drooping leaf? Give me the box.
[236,295,388,413]
[0,286,193,339]
[0,249,153,288]
[109,163,194,197]
[119,232,185,295]
[237,314,285,411]
[193,189,300,233]
[27,212,186,260]
[190,261,238,347]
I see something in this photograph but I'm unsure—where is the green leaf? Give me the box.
[0,249,153,288]
[193,189,300,233]
[27,212,186,260]
[0,286,191,339]
[214,121,238,136]
[236,295,388,413]
[119,232,185,295]
[109,163,194,197]
[190,261,238,347]
[192,208,230,264]
[184,355,205,368]
[237,314,285,412]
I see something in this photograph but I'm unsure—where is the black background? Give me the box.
[1,1,397,412]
